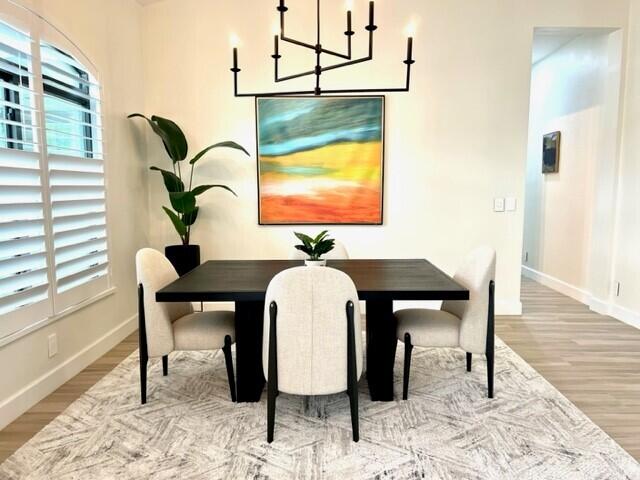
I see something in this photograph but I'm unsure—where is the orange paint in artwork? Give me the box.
[260,186,381,224]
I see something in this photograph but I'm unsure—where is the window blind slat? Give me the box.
[57,263,107,293]
[42,77,101,105]
[0,252,47,281]
[41,62,99,89]
[0,267,48,299]
[54,225,105,247]
[0,283,48,316]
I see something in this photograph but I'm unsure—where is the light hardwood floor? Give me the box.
[497,277,640,460]
[0,277,639,463]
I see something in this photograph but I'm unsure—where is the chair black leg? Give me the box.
[403,333,413,401]
[138,284,149,405]
[222,335,237,402]
[466,352,472,372]
[162,355,168,376]
[346,301,359,442]
[267,302,278,443]
[140,354,148,405]
[486,280,495,398]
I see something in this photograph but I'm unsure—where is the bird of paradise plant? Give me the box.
[129,114,249,245]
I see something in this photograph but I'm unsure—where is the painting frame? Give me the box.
[255,95,385,226]
[542,131,561,174]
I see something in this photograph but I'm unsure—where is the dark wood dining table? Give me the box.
[156,259,469,402]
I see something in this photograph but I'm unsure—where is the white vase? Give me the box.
[305,259,327,267]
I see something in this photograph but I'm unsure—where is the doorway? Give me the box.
[521,27,624,313]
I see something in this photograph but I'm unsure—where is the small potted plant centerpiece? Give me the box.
[129,113,249,276]
[294,230,335,266]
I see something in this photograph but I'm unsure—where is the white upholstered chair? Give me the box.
[263,266,363,443]
[395,247,497,399]
[136,248,236,404]
[288,239,350,260]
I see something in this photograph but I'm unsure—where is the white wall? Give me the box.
[611,0,640,324]
[0,0,148,428]
[523,33,613,292]
[140,0,631,316]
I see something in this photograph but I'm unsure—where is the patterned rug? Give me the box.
[1,337,638,480]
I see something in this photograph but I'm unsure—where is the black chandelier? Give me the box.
[230,0,416,97]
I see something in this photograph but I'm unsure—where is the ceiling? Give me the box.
[136,0,164,5]
[531,32,581,64]
[531,27,618,65]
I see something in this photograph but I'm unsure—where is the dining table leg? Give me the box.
[366,299,397,401]
[234,301,265,402]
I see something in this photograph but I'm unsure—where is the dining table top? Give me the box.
[155,259,469,303]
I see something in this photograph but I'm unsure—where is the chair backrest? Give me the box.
[262,266,363,395]
[288,240,350,260]
[442,247,496,354]
[135,248,193,357]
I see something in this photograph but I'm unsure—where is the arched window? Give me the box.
[0,1,108,341]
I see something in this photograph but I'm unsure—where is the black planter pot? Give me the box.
[165,244,201,276]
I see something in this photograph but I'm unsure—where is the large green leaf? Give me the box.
[315,239,335,256]
[313,230,329,243]
[151,115,188,161]
[294,232,313,250]
[150,166,184,193]
[169,191,196,214]
[189,141,250,165]
[182,206,199,227]
[191,184,237,197]
[162,206,187,237]
[128,113,188,162]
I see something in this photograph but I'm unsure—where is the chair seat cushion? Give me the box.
[395,309,461,348]
[173,311,235,351]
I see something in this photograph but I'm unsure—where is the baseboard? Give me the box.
[0,314,137,431]
[608,303,640,329]
[522,266,640,330]
[522,266,591,304]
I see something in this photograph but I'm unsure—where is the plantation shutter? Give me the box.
[40,40,108,310]
[0,20,52,338]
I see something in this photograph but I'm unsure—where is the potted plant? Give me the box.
[129,113,249,275]
[294,230,335,266]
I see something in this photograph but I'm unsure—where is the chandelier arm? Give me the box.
[275,21,375,84]
[278,0,352,60]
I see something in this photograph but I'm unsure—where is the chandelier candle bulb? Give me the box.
[347,10,352,32]
[274,34,279,55]
[369,1,374,26]
[407,37,413,62]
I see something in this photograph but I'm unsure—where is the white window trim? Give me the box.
[0,1,114,346]
[0,286,116,348]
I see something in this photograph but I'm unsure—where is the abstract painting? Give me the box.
[256,96,384,224]
[542,131,561,173]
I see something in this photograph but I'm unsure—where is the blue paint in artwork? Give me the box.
[257,97,383,156]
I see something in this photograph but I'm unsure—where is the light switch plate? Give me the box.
[505,197,517,211]
[48,333,58,358]
[494,198,505,212]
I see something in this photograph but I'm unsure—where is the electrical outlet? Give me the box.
[48,333,58,358]
[505,197,517,211]
[493,198,505,212]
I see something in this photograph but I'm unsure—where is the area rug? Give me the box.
[1,338,638,480]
